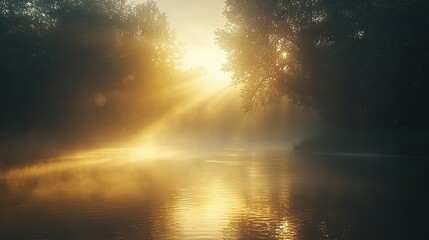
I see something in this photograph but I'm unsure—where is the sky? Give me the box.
[134,0,230,89]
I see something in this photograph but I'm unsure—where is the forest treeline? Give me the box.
[217,0,429,131]
[0,0,180,163]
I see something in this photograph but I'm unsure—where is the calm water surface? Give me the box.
[0,149,428,239]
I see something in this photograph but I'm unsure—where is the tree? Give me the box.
[0,0,179,150]
[217,0,429,129]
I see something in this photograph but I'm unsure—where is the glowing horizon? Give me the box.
[133,0,231,89]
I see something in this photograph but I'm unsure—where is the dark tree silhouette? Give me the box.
[0,0,179,161]
[0,0,177,131]
[217,0,429,130]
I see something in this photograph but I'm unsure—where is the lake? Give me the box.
[0,148,428,239]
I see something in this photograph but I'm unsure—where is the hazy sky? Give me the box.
[134,0,230,88]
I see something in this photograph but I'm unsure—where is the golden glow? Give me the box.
[175,181,241,239]
[280,51,289,59]
[0,147,179,201]
[128,82,307,151]
[1,150,297,239]
[133,0,230,90]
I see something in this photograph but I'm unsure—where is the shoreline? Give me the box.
[296,150,429,159]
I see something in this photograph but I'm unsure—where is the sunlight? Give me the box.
[0,147,174,180]
[181,47,230,90]
[130,86,229,146]
[132,0,231,90]
[280,51,289,59]
[2,0,426,239]
[0,146,181,201]
[174,181,242,239]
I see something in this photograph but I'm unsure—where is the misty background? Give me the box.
[0,0,321,167]
[1,0,428,167]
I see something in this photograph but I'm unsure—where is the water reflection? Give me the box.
[0,149,428,239]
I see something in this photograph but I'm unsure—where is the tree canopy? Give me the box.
[0,0,178,147]
[217,0,429,129]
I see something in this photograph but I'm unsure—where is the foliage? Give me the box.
[217,0,429,129]
[0,0,178,144]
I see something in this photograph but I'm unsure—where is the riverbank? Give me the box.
[294,130,429,157]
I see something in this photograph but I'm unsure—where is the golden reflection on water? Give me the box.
[0,148,300,239]
[1,148,425,239]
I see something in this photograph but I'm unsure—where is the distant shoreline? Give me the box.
[296,150,429,159]
[294,130,429,158]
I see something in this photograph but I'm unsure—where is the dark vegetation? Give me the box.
[294,129,429,156]
[217,0,429,154]
[0,0,179,165]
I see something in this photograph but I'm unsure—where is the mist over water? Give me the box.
[1,0,427,239]
[0,0,323,165]
[1,83,425,239]
[132,85,323,151]
[0,71,326,239]
[1,148,427,239]
[0,61,322,169]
